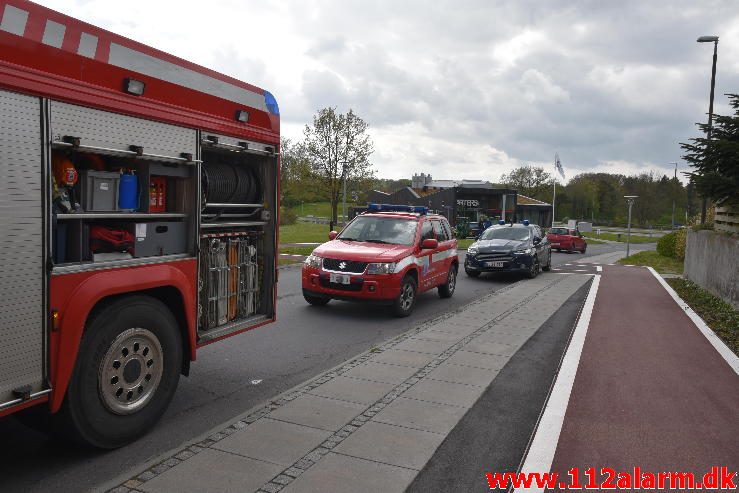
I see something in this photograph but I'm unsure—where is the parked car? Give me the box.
[546,227,587,253]
[302,204,458,317]
[464,221,551,278]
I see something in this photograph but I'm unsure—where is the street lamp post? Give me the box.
[669,161,678,229]
[697,35,719,224]
[624,196,638,258]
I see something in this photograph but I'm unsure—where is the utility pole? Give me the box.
[697,36,719,224]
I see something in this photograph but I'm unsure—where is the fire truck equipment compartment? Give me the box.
[199,234,262,330]
[79,170,120,211]
[130,222,187,257]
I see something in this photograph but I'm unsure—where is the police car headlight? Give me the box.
[367,262,396,275]
[513,248,534,256]
[304,254,323,269]
[467,246,479,256]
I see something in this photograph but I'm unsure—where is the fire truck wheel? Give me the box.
[57,296,182,449]
[438,264,457,298]
[304,293,330,306]
[392,275,417,317]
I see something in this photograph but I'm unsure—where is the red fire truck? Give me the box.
[0,0,279,448]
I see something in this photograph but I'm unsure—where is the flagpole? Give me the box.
[552,156,557,228]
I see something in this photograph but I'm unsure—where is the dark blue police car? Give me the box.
[464,221,552,279]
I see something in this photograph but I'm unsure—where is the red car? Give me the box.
[546,227,587,253]
[302,204,458,316]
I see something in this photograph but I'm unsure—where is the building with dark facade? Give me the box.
[363,173,552,228]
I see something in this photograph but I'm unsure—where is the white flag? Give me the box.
[555,153,565,180]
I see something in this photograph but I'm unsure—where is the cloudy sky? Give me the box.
[40,0,739,184]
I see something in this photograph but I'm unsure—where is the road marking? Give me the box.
[516,274,601,492]
[647,267,739,375]
[573,269,590,272]
[596,266,602,272]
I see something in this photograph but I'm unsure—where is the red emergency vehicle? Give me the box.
[302,204,459,317]
[0,0,279,448]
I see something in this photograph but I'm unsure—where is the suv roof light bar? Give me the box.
[367,203,428,215]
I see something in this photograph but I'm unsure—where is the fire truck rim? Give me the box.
[98,328,164,415]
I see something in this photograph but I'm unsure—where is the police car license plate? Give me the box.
[330,273,351,285]
[486,261,505,268]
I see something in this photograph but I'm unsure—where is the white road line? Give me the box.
[596,266,602,272]
[573,269,590,272]
[647,267,739,375]
[516,275,601,492]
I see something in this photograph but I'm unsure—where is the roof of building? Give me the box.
[517,194,551,206]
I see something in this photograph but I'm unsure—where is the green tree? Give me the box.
[280,137,325,207]
[500,165,553,201]
[681,93,739,205]
[303,108,375,224]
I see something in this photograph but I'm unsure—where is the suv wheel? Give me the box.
[525,256,540,279]
[542,251,552,271]
[438,265,457,298]
[392,275,417,317]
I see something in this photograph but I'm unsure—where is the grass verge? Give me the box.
[280,222,335,244]
[583,232,656,244]
[666,278,739,356]
[617,250,683,274]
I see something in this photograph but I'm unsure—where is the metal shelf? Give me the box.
[203,203,262,209]
[56,213,187,220]
[200,221,267,229]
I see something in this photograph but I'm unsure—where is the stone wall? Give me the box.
[684,229,739,309]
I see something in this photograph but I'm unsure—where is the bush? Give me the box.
[657,231,677,258]
[280,207,297,225]
[674,228,687,261]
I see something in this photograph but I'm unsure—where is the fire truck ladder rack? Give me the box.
[199,233,263,333]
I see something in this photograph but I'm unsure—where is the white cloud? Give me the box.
[35,0,739,184]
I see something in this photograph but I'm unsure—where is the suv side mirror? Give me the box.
[328,231,338,240]
[533,236,542,245]
[421,238,438,250]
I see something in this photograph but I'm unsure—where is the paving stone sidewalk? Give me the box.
[107,273,592,493]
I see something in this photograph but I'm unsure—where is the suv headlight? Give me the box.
[366,262,396,275]
[467,245,479,256]
[304,254,323,269]
[513,247,534,255]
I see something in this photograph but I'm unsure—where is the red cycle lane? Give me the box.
[549,265,738,489]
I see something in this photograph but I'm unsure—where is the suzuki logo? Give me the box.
[339,261,347,270]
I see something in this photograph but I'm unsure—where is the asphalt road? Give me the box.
[0,242,649,492]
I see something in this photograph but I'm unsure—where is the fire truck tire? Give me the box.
[304,293,330,306]
[392,275,417,317]
[56,296,182,449]
[438,264,457,298]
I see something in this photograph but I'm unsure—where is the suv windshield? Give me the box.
[338,216,418,246]
[480,227,531,242]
